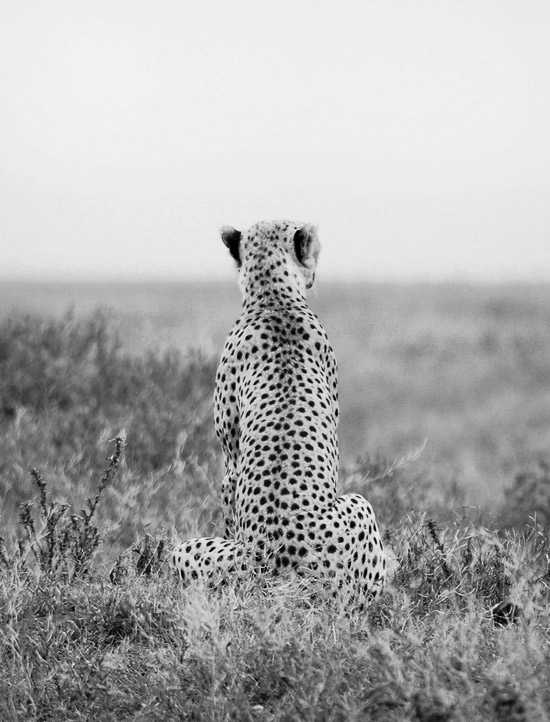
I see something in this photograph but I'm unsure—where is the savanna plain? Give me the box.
[1,280,550,721]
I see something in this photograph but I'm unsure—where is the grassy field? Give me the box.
[1,281,550,720]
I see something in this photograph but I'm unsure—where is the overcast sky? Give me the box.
[1,1,548,281]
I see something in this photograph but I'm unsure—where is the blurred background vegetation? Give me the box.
[2,280,549,556]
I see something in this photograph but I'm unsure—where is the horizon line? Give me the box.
[2,275,550,288]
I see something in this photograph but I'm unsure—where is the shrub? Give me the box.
[1,437,125,582]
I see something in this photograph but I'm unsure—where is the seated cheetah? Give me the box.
[171,220,385,609]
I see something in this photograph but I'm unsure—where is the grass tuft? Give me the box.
[9,437,125,582]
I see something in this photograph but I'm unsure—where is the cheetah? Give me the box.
[171,220,386,609]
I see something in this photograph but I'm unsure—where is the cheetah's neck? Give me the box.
[240,250,308,313]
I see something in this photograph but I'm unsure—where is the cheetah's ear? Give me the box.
[293,224,320,270]
[220,226,242,268]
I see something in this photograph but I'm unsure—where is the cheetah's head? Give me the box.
[220,220,320,298]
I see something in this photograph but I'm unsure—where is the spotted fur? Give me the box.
[171,220,385,609]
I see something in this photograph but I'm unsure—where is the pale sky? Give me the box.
[1,1,549,281]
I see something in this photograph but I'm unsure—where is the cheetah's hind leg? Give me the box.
[286,494,386,611]
[170,536,248,584]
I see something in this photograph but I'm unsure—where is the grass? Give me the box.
[1,289,550,720]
